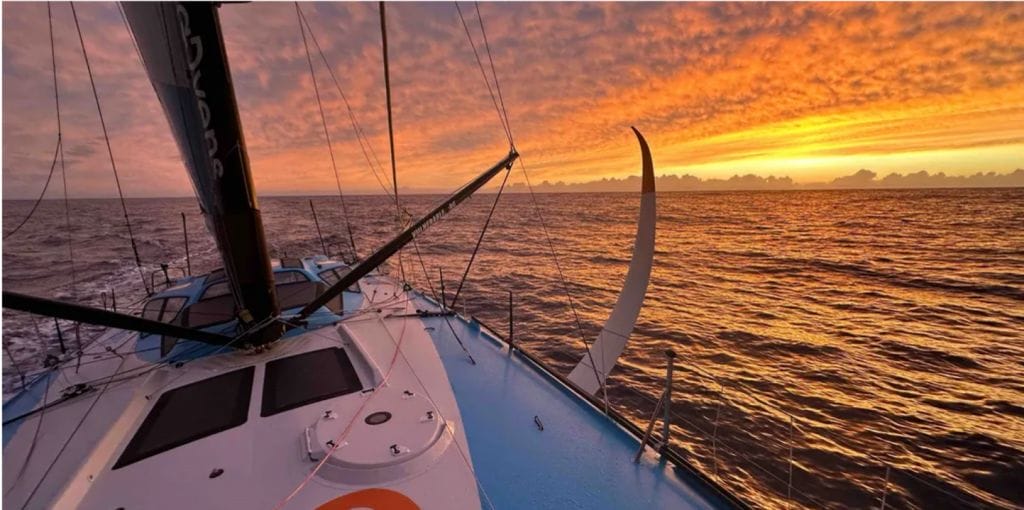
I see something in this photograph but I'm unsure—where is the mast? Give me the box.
[122,3,281,345]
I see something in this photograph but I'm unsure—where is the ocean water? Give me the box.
[3,189,1022,509]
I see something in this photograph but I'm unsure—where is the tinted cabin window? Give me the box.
[113,367,254,469]
[184,295,236,328]
[318,268,341,285]
[274,271,310,284]
[207,269,226,283]
[261,348,363,417]
[162,297,187,323]
[142,299,162,321]
[201,281,231,300]
[142,297,189,324]
[318,267,359,294]
[276,281,325,310]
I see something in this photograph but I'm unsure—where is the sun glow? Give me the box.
[2,2,1022,197]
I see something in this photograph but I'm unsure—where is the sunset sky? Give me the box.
[3,2,1023,198]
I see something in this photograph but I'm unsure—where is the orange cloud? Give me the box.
[3,2,1022,198]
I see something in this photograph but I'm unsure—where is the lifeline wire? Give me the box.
[52,2,83,366]
[295,3,359,260]
[2,140,61,240]
[296,5,396,200]
[453,2,605,397]
[70,4,150,295]
[455,2,513,146]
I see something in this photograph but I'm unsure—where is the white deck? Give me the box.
[4,276,480,509]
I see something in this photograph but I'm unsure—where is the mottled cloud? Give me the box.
[3,2,1023,199]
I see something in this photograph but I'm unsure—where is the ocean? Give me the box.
[3,188,1022,509]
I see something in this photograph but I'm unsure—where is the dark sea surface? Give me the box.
[3,189,1023,509]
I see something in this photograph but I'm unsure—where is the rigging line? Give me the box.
[455,2,513,146]
[2,138,62,240]
[411,237,439,302]
[70,4,150,296]
[379,1,407,283]
[115,2,145,67]
[296,3,358,259]
[372,315,494,508]
[19,355,128,510]
[296,6,395,200]
[474,1,513,145]
[145,313,282,398]
[4,370,52,496]
[51,2,81,367]
[449,165,512,310]
[273,310,411,510]
[517,156,606,396]
[49,1,76,301]
[3,334,28,390]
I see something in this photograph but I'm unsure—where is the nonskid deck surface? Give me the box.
[401,292,730,510]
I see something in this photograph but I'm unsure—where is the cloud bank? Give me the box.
[508,168,1024,193]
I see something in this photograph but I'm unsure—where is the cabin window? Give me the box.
[201,281,231,300]
[142,299,162,321]
[113,367,254,469]
[207,269,226,283]
[141,297,189,324]
[183,295,236,328]
[261,348,363,417]
[274,270,310,284]
[162,297,186,323]
[275,281,325,310]
[317,267,344,285]
[318,267,359,294]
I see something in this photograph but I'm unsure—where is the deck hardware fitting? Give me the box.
[507,290,514,355]
[209,468,224,479]
[533,415,544,431]
[304,427,320,461]
[634,389,667,463]
[54,318,67,353]
[661,350,676,454]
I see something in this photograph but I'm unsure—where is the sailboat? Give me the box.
[3,3,744,508]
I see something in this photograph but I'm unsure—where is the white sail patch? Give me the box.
[568,128,657,395]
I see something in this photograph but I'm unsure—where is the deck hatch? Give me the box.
[112,366,254,469]
[261,347,363,417]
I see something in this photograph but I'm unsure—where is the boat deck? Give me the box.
[407,292,733,509]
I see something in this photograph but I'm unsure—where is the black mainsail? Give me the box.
[123,2,281,344]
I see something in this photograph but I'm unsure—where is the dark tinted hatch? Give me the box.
[113,367,254,469]
[261,348,363,417]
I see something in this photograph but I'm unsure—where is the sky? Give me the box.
[2,2,1023,198]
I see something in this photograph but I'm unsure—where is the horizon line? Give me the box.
[3,184,1022,201]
